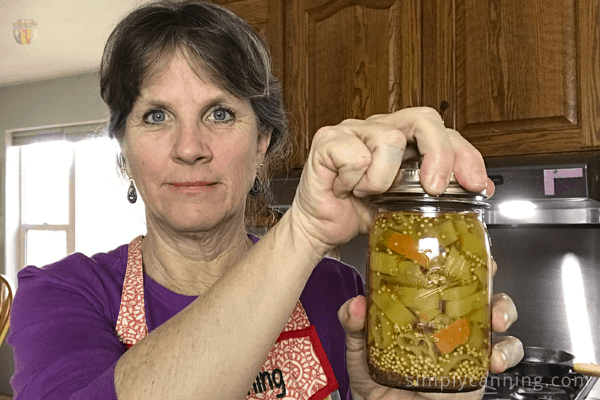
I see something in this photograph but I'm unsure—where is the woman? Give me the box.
[8,1,523,399]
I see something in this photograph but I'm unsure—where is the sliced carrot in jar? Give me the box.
[385,232,429,267]
[432,318,470,354]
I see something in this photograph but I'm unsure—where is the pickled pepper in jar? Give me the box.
[366,161,491,392]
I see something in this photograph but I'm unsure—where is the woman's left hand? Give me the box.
[338,258,524,400]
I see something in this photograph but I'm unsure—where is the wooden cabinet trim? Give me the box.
[303,0,397,21]
[469,129,583,157]
[461,116,578,137]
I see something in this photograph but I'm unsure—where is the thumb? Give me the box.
[338,296,367,337]
[338,296,386,398]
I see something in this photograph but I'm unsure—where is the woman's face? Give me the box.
[123,53,270,234]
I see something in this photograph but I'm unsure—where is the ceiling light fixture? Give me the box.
[13,19,37,45]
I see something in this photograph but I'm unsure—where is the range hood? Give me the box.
[269,151,600,226]
[484,151,600,225]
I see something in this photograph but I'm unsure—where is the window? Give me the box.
[5,121,147,285]
[19,141,72,268]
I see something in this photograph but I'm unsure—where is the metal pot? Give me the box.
[506,347,600,378]
[501,346,600,399]
[509,347,575,376]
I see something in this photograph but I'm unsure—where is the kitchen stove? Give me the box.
[483,371,598,400]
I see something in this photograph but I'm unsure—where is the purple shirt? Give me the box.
[8,238,365,399]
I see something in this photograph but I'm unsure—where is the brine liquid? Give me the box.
[366,211,491,392]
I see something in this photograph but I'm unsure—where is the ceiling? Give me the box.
[0,0,147,87]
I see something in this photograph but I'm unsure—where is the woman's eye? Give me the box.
[143,109,167,125]
[209,107,234,123]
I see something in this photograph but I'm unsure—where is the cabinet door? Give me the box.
[286,0,421,166]
[423,0,600,157]
[212,0,284,81]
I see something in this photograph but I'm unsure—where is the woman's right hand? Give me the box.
[288,107,493,256]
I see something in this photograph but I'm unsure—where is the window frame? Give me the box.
[5,120,107,285]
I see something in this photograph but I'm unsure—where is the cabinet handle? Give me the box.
[439,101,449,112]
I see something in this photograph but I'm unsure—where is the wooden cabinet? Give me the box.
[211,0,285,82]
[422,0,600,157]
[219,0,600,164]
[285,0,423,166]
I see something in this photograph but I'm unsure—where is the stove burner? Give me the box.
[511,386,571,400]
[483,372,589,400]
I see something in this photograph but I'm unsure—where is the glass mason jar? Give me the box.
[366,161,492,392]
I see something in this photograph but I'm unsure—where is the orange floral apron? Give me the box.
[115,236,340,400]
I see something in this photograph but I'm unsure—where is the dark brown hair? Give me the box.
[100,0,292,227]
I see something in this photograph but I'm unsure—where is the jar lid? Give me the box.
[372,158,489,205]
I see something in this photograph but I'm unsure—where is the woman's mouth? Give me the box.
[168,181,218,194]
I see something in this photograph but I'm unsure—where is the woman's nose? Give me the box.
[171,123,212,165]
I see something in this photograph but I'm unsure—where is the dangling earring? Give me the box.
[249,177,262,197]
[127,178,137,204]
[249,163,264,197]
[122,162,137,204]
